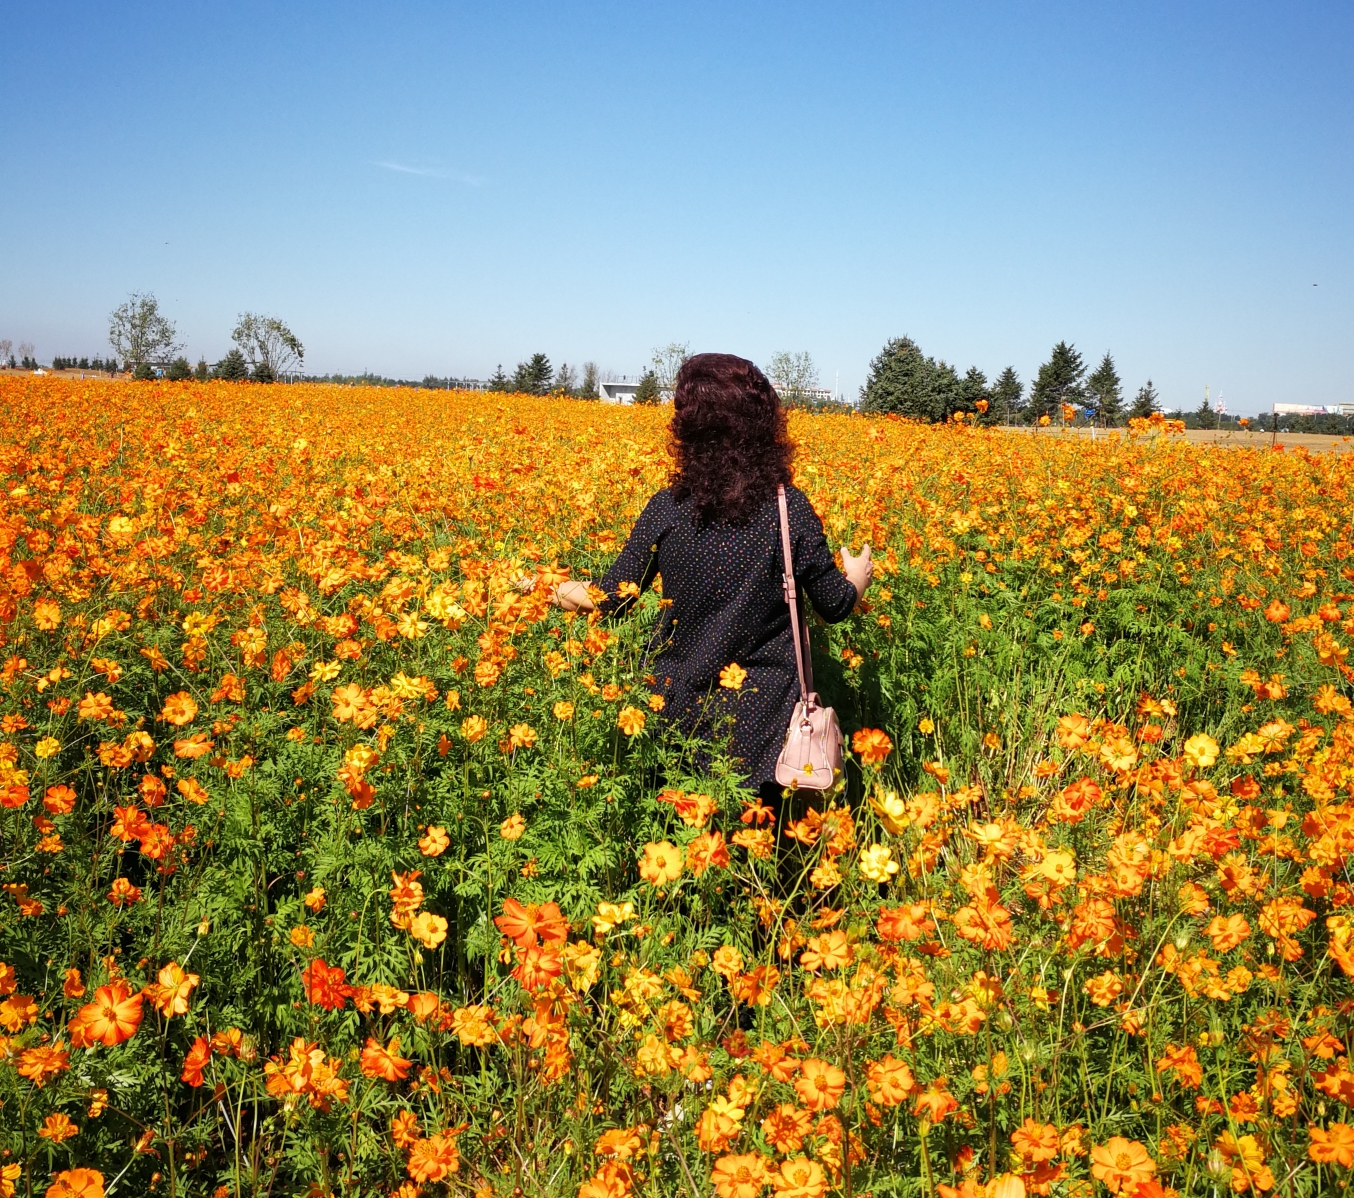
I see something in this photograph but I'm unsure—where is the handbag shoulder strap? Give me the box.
[777,484,814,702]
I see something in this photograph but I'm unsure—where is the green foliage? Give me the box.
[1128,378,1161,419]
[990,365,1025,424]
[1029,340,1086,421]
[512,353,554,395]
[1086,351,1124,425]
[165,356,193,381]
[215,348,250,381]
[632,370,661,404]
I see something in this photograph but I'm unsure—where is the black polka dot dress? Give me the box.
[598,485,858,788]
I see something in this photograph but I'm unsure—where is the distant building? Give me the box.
[776,386,838,404]
[1273,403,1354,416]
[599,376,646,404]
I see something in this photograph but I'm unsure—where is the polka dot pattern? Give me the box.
[599,484,857,786]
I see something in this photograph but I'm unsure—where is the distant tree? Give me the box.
[1086,352,1124,425]
[194,357,210,381]
[991,367,1024,425]
[0,340,10,366]
[956,366,989,420]
[132,362,155,380]
[766,351,820,406]
[511,354,553,395]
[579,362,599,400]
[165,356,192,381]
[651,342,690,400]
[1128,380,1161,419]
[215,349,249,381]
[633,371,661,405]
[232,313,303,378]
[1029,342,1086,421]
[553,362,578,395]
[486,365,510,392]
[109,293,181,371]
[860,337,941,420]
[1195,389,1219,430]
[18,341,36,370]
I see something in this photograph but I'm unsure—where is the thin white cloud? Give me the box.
[374,161,484,186]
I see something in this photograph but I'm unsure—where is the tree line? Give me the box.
[860,336,1162,425]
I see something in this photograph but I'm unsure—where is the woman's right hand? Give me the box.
[552,579,597,613]
[841,544,873,605]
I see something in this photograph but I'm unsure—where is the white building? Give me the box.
[599,376,647,404]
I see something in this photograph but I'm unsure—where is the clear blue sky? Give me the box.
[2,2,1350,413]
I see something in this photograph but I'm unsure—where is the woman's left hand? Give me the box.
[841,543,873,604]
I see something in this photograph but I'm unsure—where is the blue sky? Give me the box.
[1,1,1350,413]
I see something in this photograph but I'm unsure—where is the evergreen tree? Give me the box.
[215,349,249,381]
[1128,380,1160,419]
[165,356,192,381]
[194,358,210,381]
[486,365,510,392]
[956,366,989,421]
[511,353,553,395]
[553,362,578,394]
[990,367,1024,425]
[860,336,945,421]
[1195,390,1219,430]
[1086,352,1124,425]
[632,371,661,405]
[579,362,599,400]
[1029,342,1086,421]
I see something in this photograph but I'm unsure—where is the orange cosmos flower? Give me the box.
[37,1112,79,1143]
[761,1105,814,1154]
[418,825,450,855]
[686,830,730,875]
[181,1036,211,1086]
[390,1109,422,1149]
[145,961,200,1016]
[62,967,86,998]
[72,981,143,1046]
[718,663,748,690]
[158,691,198,725]
[710,1153,771,1198]
[793,1059,846,1111]
[639,840,683,887]
[1309,1122,1354,1167]
[616,705,647,736]
[772,1157,826,1198]
[1205,913,1251,952]
[461,715,488,742]
[301,958,351,1011]
[360,1035,413,1082]
[494,897,568,948]
[42,784,76,814]
[77,692,115,721]
[500,813,526,840]
[1090,1137,1156,1194]
[851,727,892,763]
[409,912,449,949]
[407,1132,461,1182]
[17,1041,70,1087]
[108,877,142,906]
[45,1169,105,1198]
[865,1054,917,1106]
[1011,1118,1060,1163]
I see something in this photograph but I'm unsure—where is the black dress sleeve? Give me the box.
[787,485,858,624]
[597,489,674,618]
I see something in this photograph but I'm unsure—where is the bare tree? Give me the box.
[766,351,820,404]
[109,293,181,370]
[17,341,35,368]
[650,342,690,399]
[0,340,11,367]
[232,313,304,380]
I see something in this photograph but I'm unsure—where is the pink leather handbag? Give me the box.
[773,485,844,791]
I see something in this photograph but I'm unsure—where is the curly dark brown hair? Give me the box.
[668,353,792,523]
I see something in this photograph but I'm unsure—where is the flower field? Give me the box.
[5,377,1354,1197]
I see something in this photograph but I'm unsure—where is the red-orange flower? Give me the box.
[851,728,893,764]
[301,958,351,1011]
[71,981,143,1046]
[181,1036,211,1086]
[360,1036,413,1082]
